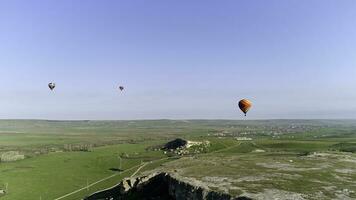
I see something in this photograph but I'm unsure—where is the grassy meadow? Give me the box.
[0,120,355,199]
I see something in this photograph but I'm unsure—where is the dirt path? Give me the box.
[54,156,175,200]
[211,142,241,153]
[54,164,142,200]
[130,162,148,177]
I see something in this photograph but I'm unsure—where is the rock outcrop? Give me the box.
[84,173,252,200]
[163,138,188,150]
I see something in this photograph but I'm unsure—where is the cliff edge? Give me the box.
[84,172,252,200]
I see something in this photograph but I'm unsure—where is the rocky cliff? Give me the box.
[84,172,252,200]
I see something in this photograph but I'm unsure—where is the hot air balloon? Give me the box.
[119,86,124,91]
[238,99,252,116]
[48,82,56,91]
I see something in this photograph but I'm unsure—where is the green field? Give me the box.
[0,120,355,199]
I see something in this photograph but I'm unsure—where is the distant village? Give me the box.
[208,124,317,139]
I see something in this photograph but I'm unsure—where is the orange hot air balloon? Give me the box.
[238,99,252,116]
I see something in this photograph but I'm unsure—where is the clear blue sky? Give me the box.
[0,0,355,119]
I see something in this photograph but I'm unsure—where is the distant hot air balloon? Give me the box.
[48,82,56,91]
[119,86,124,91]
[238,99,252,116]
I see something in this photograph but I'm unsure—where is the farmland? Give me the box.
[0,120,355,199]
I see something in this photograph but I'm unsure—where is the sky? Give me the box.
[0,0,356,120]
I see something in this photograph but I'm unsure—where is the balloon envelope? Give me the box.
[238,99,252,116]
[48,83,55,91]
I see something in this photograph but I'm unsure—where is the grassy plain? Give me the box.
[0,120,355,199]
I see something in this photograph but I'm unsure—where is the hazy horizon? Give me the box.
[1,0,356,120]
